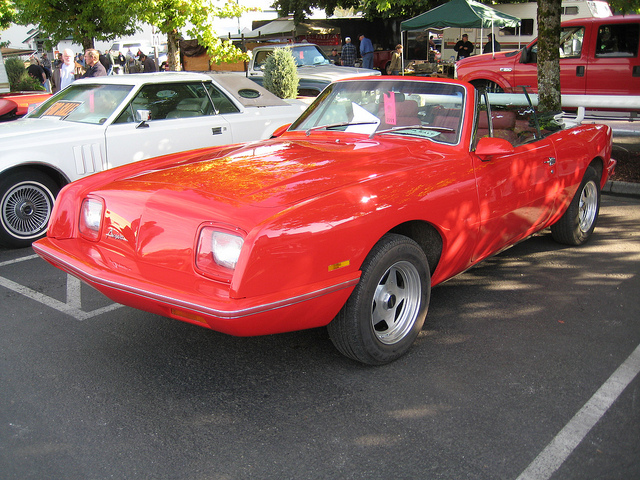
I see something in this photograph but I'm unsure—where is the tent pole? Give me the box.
[401,30,405,76]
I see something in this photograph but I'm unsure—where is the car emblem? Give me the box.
[105,227,126,241]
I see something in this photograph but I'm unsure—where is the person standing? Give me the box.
[139,53,157,73]
[387,44,403,75]
[454,34,474,60]
[52,49,77,93]
[99,50,112,74]
[82,49,107,77]
[359,33,374,69]
[328,48,340,64]
[341,37,356,67]
[27,57,47,89]
[482,33,501,54]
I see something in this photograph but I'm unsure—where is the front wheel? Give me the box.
[470,79,504,93]
[327,234,430,365]
[551,166,600,246]
[0,169,59,248]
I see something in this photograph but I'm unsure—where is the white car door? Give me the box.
[104,81,233,168]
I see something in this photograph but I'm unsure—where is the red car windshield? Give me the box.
[290,79,466,144]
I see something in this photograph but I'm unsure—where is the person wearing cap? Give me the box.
[341,36,356,67]
[483,33,501,54]
[358,33,374,69]
[328,48,340,64]
[454,34,474,60]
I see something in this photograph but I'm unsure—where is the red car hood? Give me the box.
[103,133,429,209]
[51,133,443,264]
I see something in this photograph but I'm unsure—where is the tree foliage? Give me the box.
[263,48,299,99]
[1,0,14,31]
[13,0,138,50]
[139,0,253,71]
[5,56,44,91]
[274,0,440,22]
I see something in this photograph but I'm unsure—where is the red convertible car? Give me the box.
[34,77,615,365]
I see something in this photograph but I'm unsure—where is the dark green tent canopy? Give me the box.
[401,0,520,31]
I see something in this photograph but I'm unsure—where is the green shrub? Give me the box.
[5,57,44,91]
[263,48,299,99]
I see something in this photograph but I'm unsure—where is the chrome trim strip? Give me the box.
[36,246,359,320]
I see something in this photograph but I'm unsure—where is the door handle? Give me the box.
[576,65,585,77]
[212,127,224,135]
[544,157,556,166]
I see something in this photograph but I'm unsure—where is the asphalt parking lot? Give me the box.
[1,193,638,480]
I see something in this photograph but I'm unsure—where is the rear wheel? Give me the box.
[327,234,430,365]
[0,169,59,248]
[551,166,600,245]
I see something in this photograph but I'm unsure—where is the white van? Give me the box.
[109,39,153,56]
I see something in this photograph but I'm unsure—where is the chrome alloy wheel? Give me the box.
[371,260,422,345]
[578,180,598,233]
[1,181,54,239]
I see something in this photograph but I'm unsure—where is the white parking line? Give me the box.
[0,254,40,267]
[0,273,123,320]
[1,254,123,320]
[517,343,640,480]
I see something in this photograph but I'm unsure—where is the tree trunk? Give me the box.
[537,0,562,113]
[167,29,181,71]
[81,37,94,52]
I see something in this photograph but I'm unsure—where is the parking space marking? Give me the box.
[517,343,640,480]
[0,253,40,267]
[0,273,123,320]
[1,253,123,320]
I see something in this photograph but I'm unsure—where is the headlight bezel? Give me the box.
[195,223,246,283]
[78,196,104,242]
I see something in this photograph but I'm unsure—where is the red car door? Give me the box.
[585,21,640,95]
[472,136,559,261]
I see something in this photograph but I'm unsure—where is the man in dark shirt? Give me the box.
[82,49,107,77]
[454,34,474,60]
[482,33,501,54]
[139,53,157,73]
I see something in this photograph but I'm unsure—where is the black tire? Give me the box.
[470,79,504,93]
[0,169,59,248]
[327,234,430,365]
[551,166,600,246]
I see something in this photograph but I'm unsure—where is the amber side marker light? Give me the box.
[170,308,208,325]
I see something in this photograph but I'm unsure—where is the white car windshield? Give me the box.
[29,84,133,125]
[290,79,466,144]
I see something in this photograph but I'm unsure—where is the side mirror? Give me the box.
[136,109,151,122]
[270,123,291,138]
[475,137,515,161]
[135,109,151,129]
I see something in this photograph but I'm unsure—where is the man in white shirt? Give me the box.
[52,49,77,93]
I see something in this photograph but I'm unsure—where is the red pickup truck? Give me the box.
[455,15,640,96]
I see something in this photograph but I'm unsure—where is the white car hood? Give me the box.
[0,117,97,146]
[296,65,379,82]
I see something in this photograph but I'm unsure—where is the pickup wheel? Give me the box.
[551,166,600,246]
[470,80,504,93]
[328,234,430,365]
[0,169,59,248]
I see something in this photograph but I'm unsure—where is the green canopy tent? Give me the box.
[400,0,521,67]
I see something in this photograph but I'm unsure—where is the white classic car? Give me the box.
[0,72,307,248]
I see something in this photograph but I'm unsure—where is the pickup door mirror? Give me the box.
[475,137,515,160]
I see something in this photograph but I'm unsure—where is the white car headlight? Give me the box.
[212,231,244,269]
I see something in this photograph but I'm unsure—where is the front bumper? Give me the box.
[34,237,359,336]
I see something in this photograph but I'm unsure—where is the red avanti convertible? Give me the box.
[34,77,616,365]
